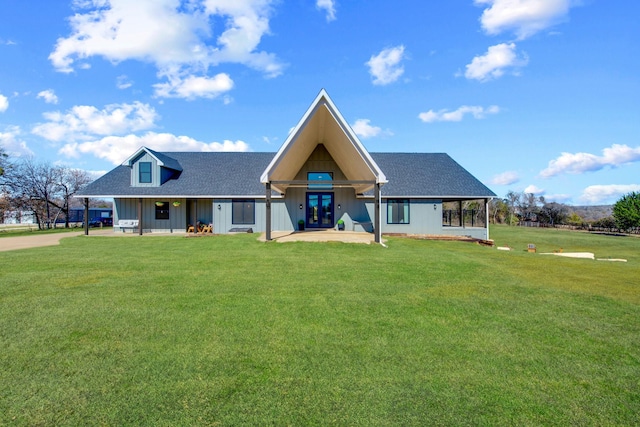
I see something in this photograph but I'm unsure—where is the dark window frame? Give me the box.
[155,202,170,220]
[232,199,255,224]
[139,162,152,183]
[387,199,410,224]
[307,172,333,189]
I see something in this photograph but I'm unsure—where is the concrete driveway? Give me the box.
[0,229,114,252]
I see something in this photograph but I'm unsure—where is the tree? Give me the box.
[538,202,569,226]
[505,190,520,225]
[489,198,509,224]
[0,147,7,176]
[2,158,92,229]
[613,192,640,232]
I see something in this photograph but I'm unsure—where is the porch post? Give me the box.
[374,183,381,244]
[459,201,463,228]
[265,182,272,241]
[83,198,89,236]
[138,198,143,235]
[485,198,490,240]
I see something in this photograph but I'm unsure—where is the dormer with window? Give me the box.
[123,147,183,187]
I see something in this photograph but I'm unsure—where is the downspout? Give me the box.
[485,198,490,240]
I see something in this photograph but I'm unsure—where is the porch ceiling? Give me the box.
[261,90,386,194]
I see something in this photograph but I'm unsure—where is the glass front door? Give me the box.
[306,193,334,228]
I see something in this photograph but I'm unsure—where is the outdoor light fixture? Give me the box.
[217,204,221,210]
[299,204,303,210]
[434,204,437,210]
[338,204,341,210]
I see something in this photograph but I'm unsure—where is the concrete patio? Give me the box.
[258,230,379,244]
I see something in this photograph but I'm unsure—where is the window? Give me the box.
[139,162,152,183]
[232,200,255,224]
[387,199,410,224]
[307,172,333,189]
[155,202,169,220]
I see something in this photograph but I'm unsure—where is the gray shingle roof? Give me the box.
[78,151,495,199]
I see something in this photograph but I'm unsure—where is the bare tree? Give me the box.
[2,158,92,229]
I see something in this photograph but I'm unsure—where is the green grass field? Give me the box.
[1,226,638,425]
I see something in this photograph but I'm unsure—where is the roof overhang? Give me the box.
[260,89,387,194]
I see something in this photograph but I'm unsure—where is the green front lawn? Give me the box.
[1,226,638,425]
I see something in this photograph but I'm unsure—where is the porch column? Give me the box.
[83,198,89,236]
[459,201,463,228]
[485,198,490,240]
[138,198,143,235]
[374,183,381,244]
[265,182,272,241]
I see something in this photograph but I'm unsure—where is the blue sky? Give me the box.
[1,0,638,205]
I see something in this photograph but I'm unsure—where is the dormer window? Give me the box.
[139,162,152,183]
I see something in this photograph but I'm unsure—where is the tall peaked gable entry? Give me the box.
[261,89,387,242]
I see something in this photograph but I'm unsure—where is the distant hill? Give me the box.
[569,205,612,221]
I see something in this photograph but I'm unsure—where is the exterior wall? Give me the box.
[381,199,442,235]
[130,152,159,187]
[114,198,189,233]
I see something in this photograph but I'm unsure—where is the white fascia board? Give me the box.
[260,91,327,184]
[121,146,165,167]
[321,92,388,184]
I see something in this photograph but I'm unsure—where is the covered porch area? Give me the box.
[259,229,378,244]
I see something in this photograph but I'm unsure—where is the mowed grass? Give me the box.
[0,226,638,426]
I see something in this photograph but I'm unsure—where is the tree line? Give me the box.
[0,148,96,229]
[490,190,640,234]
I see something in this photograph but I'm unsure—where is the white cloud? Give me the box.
[366,45,406,85]
[544,193,571,203]
[0,93,8,112]
[540,144,640,178]
[491,170,519,185]
[153,73,233,99]
[418,105,499,123]
[0,126,34,157]
[351,119,382,139]
[37,89,59,104]
[475,0,573,40]
[316,0,336,21]
[116,75,133,89]
[580,184,640,205]
[464,43,528,81]
[49,0,284,99]
[32,101,159,142]
[524,184,544,194]
[59,132,251,164]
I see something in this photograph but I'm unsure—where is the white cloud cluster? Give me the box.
[465,43,528,82]
[540,144,640,178]
[466,1,576,82]
[49,0,284,99]
[0,93,8,112]
[153,73,234,100]
[580,184,640,205]
[475,0,572,40]
[351,119,386,139]
[524,184,544,194]
[316,0,336,22]
[32,102,159,142]
[418,105,499,123]
[366,45,406,85]
[0,126,33,157]
[60,132,250,165]
[37,89,59,104]
[491,170,519,185]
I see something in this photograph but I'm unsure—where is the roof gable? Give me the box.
[260,89,386,194]
[122,146,183,172]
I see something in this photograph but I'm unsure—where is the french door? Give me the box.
[306,193,334,228]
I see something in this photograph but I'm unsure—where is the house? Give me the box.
[77,90,496,242]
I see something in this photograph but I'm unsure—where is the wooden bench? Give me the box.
[118,219,139,233]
